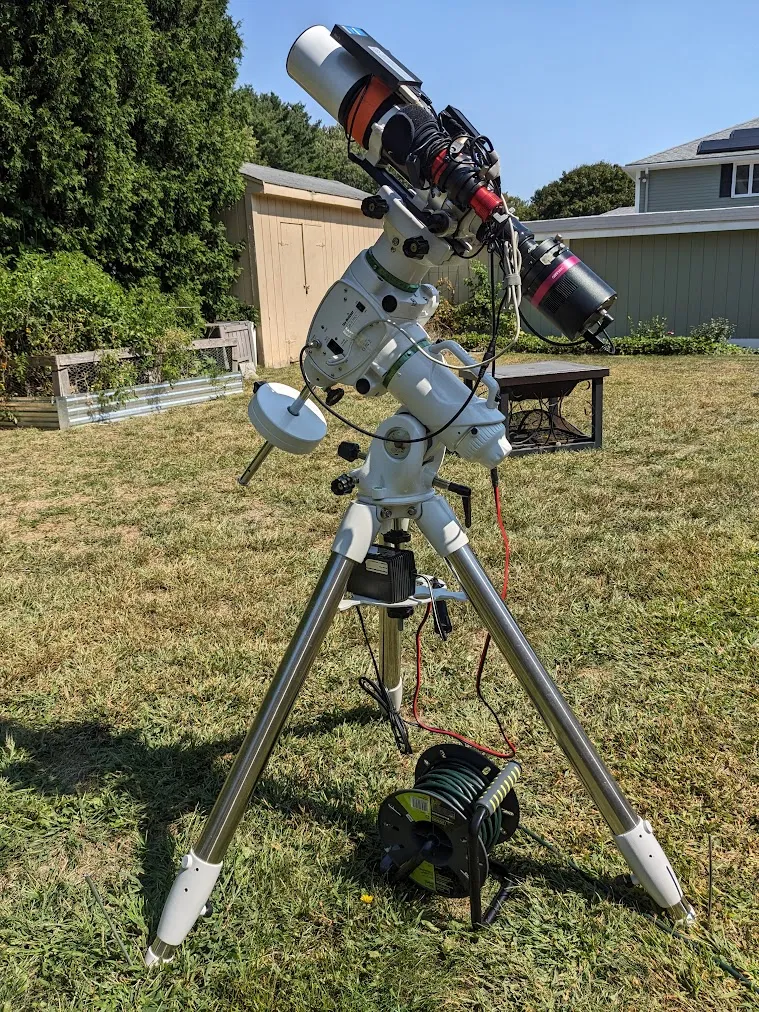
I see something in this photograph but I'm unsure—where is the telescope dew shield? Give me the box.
[287,25,369,122]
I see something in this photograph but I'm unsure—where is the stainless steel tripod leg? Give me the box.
[444,540,694,923]
[145,551,355,966]
[379,609,403,713]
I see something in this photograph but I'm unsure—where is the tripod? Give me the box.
[146,410,694,966]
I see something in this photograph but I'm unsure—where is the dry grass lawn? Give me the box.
[1,354,758,1010]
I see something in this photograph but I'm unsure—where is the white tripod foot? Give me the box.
[144,851,223,967]
[614,819,695,922]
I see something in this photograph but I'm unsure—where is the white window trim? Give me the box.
[730,161,759,198]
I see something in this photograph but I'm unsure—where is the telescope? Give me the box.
[146,25,693,967]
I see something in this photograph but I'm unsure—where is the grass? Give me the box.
[1,353,758,1011]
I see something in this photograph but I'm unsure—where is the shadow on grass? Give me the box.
[0,717,652,931]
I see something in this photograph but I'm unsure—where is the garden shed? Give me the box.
[223,164,381,367]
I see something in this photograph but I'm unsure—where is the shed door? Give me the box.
[279,220,326,362]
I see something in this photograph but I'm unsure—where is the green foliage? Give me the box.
[689,317,736,343]
[433,261,517,342]
[240,89,371,192]
[0,0,249,319]
[504,193,534,219]
[506,314,753,356]
[530,162,634,219]
[0,251,204,396]
[310,125,373,191]
[617,315,743,355]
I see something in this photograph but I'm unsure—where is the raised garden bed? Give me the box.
[1,335,247,430]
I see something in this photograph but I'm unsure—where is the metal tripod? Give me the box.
[145,414,693,966]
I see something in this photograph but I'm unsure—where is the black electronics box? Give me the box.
[347,546,416,604]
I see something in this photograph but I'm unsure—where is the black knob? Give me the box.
[356,377,371,395]
[402,236,430,259]
[361,196,389,220]
[331,473,357,496]
[382,295,398,313]
[325,386,344,406]
[337,441,361,462]
[425,211,450,235]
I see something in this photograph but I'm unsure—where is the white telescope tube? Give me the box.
[287,25,366,122]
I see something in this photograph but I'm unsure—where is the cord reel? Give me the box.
[378,743,521,927]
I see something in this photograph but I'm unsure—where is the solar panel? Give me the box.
[697,128,759,155]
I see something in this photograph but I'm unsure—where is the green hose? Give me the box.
[415,758,502,852]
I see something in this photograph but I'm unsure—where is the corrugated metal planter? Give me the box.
[1,373,243,430]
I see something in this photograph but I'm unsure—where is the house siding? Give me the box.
[646,164,759,212]
[516,229,759,339]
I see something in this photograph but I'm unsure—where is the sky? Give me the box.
[228,0,759,200]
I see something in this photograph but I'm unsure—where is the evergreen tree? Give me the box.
[240,88,370,191]
[530,162,634,220]
[0,0,248,317]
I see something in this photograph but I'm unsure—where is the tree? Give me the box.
[529,162,634,220]
[0,0,249,317]
[239,89,370,192]
[309,125,371,192]
[503,193,533,220]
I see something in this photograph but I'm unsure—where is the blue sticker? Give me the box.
[342,26,369,36]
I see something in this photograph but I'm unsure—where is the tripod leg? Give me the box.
[145,551,355,966]
[379,609,403,712]
[446,542,693,922]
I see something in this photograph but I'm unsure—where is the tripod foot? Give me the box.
[144,851,223,967]
[615,819,695,922]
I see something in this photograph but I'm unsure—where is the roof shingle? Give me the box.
[627,117,759,166]
[240,163,370,200]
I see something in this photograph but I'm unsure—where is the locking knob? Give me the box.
[325,386,345,406]
[361,196,389,220]
[337,441,363,462]
[331,473,357,496]
[402,236,430,259]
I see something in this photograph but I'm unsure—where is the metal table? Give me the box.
[493,360,610,456]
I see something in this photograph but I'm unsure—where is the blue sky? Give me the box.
[228,0,759,199]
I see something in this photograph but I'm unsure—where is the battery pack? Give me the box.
[347,546,416,604]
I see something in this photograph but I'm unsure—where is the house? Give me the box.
[518,118,759,342]
[629,118,759,213]
[222,164,381,367]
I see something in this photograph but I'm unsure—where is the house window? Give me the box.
[732,163,759,196]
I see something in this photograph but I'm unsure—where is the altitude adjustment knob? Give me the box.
[361,196,389,220]
[403,236,430,259]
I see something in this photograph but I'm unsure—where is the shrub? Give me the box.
[616,315,746,355]
[689,317,735,344]
[0,252,207,397]
[432,261,518,342]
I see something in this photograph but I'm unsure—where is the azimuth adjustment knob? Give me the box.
[403,236,430,259]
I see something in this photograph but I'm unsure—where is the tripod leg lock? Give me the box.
[144,851,223,966]
[614,819,694,922]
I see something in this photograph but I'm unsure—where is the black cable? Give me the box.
[298,344,491,447]
[520,314,587,349]
[354,607,412,754]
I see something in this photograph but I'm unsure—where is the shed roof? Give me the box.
[240,163,369,201]
[626,117,759,167]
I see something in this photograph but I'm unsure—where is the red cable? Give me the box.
[412,603,513,758]
[412,480,517,761]
[472,482,517,758]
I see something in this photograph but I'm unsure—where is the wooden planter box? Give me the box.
[1,335,248,430]
[1,373,243,430]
